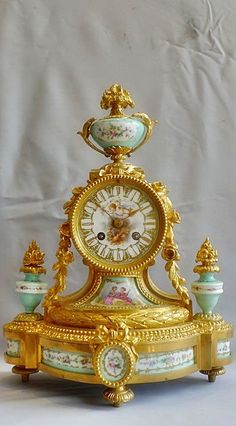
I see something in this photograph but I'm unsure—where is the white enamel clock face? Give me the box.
[71,178,167,270]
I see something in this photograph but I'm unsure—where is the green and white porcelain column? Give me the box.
[191,238,223,314]
[15,241,47,318]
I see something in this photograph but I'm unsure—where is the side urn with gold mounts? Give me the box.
[3,84,233,406]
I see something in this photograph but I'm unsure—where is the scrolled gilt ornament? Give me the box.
[130,112,157,153]
[63,186,84,216]
[90,324,139,360]
[43,222,74,313]
[78,117,107,157]
[152,181,181,223]
[165,261,190,306]
[95,324,130,344]
[153,181,190,306]
[93,162,145,180]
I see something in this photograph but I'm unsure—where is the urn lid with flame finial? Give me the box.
[193,237,220,275]
[20,240,46,275]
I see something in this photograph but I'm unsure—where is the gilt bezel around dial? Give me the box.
[70,175,167,272]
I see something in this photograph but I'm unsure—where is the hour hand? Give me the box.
[128,208,140,217]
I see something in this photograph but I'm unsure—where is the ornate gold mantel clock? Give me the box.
[3,84,233,407]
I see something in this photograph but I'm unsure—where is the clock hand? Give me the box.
[93,201,114,219]
[93,201,127,230]
[94,201,139,228]
[109,208,139,230]
[128,208,140,217]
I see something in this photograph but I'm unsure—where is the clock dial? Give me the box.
[80,185,157,263]
[71,178,167,270]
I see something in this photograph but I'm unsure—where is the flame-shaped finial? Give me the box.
[100,83,135,116]
[193,237,220,274]
[20,240,46,274]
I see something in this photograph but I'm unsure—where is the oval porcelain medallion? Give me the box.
[94,342,135,387]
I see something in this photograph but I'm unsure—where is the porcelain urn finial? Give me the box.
[78,84,157,160]
[191,238,223,315]
[16,241,48,315]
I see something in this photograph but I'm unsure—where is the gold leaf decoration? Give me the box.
[194,237,220,274]
[47,305,190,329]
[43,222,74,314]
[100,83,135,116]
[165,261,190,306]
[20,240,46,274]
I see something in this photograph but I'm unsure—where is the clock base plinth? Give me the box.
[3,313,233,405]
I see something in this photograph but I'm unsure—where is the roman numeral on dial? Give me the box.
[144,218,156,229]
[93,189,108,203]
[84,201,97,212]
[140,231,153,245]
[81,218,94,229]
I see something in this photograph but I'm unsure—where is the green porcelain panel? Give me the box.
[217,340,231,359]
[135,347,194,375]
[6,339,20,357]
[41,346,195,377]
[90,117,147,149]
[42,347,94,375]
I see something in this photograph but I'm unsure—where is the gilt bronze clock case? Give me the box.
[3,84,233,407]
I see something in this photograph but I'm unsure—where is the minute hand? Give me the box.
[94,201,114,219]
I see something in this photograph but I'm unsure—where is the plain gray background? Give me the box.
[0,0,235,424]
